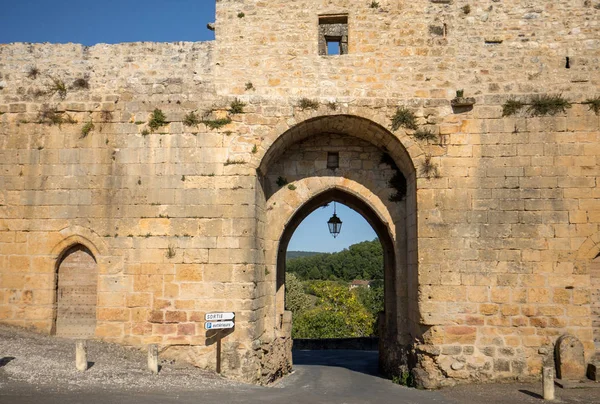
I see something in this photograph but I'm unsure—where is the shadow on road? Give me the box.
[518,390,543,399]
[0,357,15,368]
[292,349,384,378]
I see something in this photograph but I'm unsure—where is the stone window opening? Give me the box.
[327,152,340,169]
[318,15,348,56]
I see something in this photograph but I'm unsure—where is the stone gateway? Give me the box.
[0,0,599,389]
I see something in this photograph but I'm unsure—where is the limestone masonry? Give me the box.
[0,0,599,388]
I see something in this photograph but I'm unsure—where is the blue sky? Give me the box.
[1,1,216,45]
[288,204,377,253]
[1,1,377,253]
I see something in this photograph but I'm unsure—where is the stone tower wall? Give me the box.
[0,0,599,387]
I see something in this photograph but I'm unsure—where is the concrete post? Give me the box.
[76,340,88,372]
[542,366,555,401]
[148,344,159,374]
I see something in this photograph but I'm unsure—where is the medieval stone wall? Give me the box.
[0,0,599,388]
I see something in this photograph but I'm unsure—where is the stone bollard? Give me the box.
[148,344,159,375]
[76,340,88,372]
[542,366,555,401]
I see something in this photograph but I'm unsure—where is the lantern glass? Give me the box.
[327,213,342,238]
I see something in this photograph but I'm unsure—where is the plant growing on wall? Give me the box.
[80,120,94,138]
[27,67,40,80]
[224,158,245,166]
[276,176,288,187]
[528,94,571,116]
[101,110,113,123]
[380,153,407,202]
[413,128,439,142]
[183,111,201,127]
[47,77,67,99]
[245,82,255,91]
[298,98,320,111]
[583,96,600,115]
[502,99,525,117]
[202,117,232,130]
[148,108,167,131]
[502,94,572,117]
[420,155,440,179]
[71,77,89,90]
[390,106,418,131]
[38,105,72,126]
[229,99,246,114]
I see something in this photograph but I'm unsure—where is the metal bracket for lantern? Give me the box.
[327,202,342,238]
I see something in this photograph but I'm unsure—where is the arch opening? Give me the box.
[53,244,98,338]
[257,114,419,379]
[278,190,398,349]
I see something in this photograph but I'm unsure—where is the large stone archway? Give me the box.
[256,114,419,378]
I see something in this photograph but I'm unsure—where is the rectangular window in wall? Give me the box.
[319,15,348,56]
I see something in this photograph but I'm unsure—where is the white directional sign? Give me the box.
[205,312,235,321]
[205,321,235,330]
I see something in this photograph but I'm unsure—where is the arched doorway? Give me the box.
[54,244,98,338]
[278,189,398,361]
[257,114,419,377]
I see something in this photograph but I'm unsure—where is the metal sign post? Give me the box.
[205,312,235,374]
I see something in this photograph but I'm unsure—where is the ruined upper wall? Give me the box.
[0,41,215,107]
[214,0,600,100]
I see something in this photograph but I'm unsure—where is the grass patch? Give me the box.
[583,97,600,115]
[502,98,525,117]
[391,106,418,131]
[229,99,246,114]
[237,12,245,18]
[183,111,201,127]
[392,371,415,387]
[245,82,254,91]
[462,5,471,14]
[80,120,94,138]
[202,117,232,130]
[298,98,319,111]
[370,1,380,8]
[287,184,297,191]
[166,245,176,259]
[413,128,438,142]
[141,129,150,136]
[528,94,571,116]
[148,108,167,131]
[252,145,258,154]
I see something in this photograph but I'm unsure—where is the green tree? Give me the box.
[285,273,313,316]
[292,281,374,339]
[286,239,383,281]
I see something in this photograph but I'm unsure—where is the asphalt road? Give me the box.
[2,349,599,404]
[0,350,449,404]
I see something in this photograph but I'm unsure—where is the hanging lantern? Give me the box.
[327,202,342,238]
